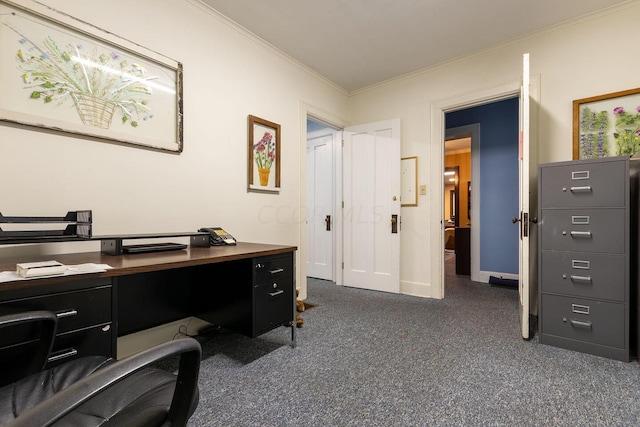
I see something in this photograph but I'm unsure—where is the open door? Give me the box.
[307,128,338,280]
[342,119,401,293]
[517,53,535,340]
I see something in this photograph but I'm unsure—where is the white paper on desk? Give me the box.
[65,263,112,273]
[0,263,113,283]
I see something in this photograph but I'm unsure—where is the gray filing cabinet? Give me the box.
[538,156,639,361]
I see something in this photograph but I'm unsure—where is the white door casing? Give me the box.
[342,119,401,293]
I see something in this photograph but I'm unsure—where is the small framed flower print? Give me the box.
[573,88,640,159]
[248,115,280,192]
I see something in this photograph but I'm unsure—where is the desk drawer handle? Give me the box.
[48,348,78,362]
[570,186,592,192]
[570,320,592,329]
[570,275,592,283]
[269,268,284,274]
[56,310,78,318]
[268,290,284,297]
[570,231,591,238]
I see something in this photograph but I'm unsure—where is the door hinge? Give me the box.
[342,262,344,269]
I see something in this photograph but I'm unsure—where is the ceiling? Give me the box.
[199,0,630,93]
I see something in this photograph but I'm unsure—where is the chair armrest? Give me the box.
[0,311,57,383]
[8,337,202,427]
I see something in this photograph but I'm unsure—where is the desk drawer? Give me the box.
[0,322,113,374]
[254,254,292,286]
[0,285,111,334]
[540,251,625,301]
[539,160,626,208]
[541,294,625,349]
[46,323,113,368]
[254,281,293,336]
[539,208,625,254]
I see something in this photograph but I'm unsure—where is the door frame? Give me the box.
[429,77,540,299]
[299,103,349,299]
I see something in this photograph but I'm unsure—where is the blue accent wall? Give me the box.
[446,97,519,275]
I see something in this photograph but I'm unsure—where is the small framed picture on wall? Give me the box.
[248,115,281,192]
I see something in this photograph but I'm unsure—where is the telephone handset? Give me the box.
[199,227,237,246]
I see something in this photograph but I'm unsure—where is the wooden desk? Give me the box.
[0,242,297,367]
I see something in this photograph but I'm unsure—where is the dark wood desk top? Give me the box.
[0,242,297,292]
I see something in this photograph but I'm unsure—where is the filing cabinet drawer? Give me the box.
[46,323,113,368]
[539,208,625,253]
[254,281,293,336]
[540,251,625,301]
[541,294,625,349]
[539,160,626,208]
[254,254,292,285]
[0,285,111,334]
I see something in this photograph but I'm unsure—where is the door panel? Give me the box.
[307,130,335,280]
[519,53,539,340]
[343,119,400,293]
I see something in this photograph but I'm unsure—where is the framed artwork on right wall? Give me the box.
[573,87,640,159]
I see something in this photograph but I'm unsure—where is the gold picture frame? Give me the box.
[573,87,640,160]
[401,156,418,206]
[248,115,281,192]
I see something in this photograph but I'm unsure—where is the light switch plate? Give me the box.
[419,184,427,195]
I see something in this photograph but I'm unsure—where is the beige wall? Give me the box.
[0,0,350,299]
[349,2,640,297]
[3,0,640,302]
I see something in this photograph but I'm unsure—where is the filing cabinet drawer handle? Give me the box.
[48,347,78,362]
[572,260,590,269]
[570,275,592,283]
[56,309,78,318]
[570,186,592,192]
[268,290,284,297]
[570,320,592,329]
[571,216,589,225]
[269,268,284,274]
[570,231,592,238]
[571,171,590,180]
[572,304,590,315]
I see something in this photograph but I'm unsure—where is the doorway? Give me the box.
[306,117,340,282]
[305,115,402,294]
[443,97,520,290]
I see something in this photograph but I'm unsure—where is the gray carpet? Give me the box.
[187,257,640,426]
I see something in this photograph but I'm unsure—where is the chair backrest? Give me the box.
[8,337,201,427]
[0,311,57,386]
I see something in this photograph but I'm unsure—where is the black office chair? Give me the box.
[0,311,201,427]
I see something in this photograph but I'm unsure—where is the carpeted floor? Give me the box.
[186,256,640,426]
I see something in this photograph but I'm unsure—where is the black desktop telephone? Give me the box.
[199,227,237,246]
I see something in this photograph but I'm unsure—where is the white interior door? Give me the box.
[518,53,532,340]
[342,119,401,293]
[307,129,336,280]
